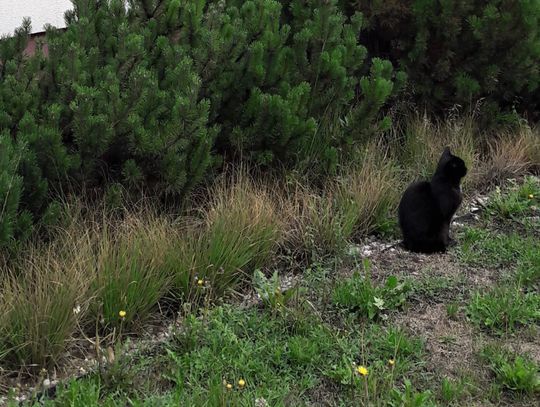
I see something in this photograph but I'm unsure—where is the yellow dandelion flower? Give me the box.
[238,379,246,388]
[119,310,127,319]
[356,366,368,376]
[197,279,204,286]
[388,359,395,366]
[529,194,534,199]
[226,383,232,390]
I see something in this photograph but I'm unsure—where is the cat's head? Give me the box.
[435,147,468,181]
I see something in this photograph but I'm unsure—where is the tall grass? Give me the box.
[484,126,540,184]
[0,172,284,369]
[280,147,399,261]
[281,182,355,260]
[0,232,93,368]
[173,171,282,298]
[91,212,176,329]
[336,143,401,237]
[396,114,480,190]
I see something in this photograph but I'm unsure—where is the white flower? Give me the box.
[374,297,385,310]
[255,398,269,407]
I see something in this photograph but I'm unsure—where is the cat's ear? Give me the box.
[442,146,451,157]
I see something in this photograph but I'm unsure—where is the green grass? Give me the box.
[457,227,538,268]
[467,285,540,335]
[439,377,471,405]
[282,148,401,262]
[410,274,466,303]
[481,345,540,397]
[336,145,401,239]
[283,185,357,261]
[445,302,460,319]
[19,303,429,406]
[332,269,411,320]
[167,306,335,405]
[514,244,540,289]
[486,176,540,220]
[459,193,540,336]
[92,218,175,330]
[175,173,282,298]
[0,235,92,368]
[458,177,540,271]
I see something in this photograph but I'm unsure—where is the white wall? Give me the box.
[0,0,72,36]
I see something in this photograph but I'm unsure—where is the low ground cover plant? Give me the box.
[467,285,540,335]
[481,345,540,397]
[333,260,411,320]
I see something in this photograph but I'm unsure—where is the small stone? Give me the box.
[476,196,489,206]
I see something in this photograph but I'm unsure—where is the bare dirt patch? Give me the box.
[391,303,479,378]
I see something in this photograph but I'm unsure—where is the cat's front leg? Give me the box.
[440,222,450,246]
[444,220,457,247]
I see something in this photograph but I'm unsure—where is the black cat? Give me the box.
[398,147,467,253]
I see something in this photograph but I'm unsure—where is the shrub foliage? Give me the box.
[347,0,540,117]
[0,0,404,247]
[2,0,540,247]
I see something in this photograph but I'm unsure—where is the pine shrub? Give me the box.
[170,0,405,168]
[44,0,216,195]
[347,0,540,119]
[0,21,70,247]
[0,0,403,247]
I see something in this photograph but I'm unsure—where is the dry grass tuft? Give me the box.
[172,170,283,297]
[484,126,540,185]
[336,143,401,238]
[283,144,401,261]
[397,115,480,190]
[91,210,177,329]
[281,183,352,260]
[280,145,400,261]
[0,199,184,370]
[0,231,93,368]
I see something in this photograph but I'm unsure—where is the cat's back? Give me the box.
[399,180,432,208]
[398,180,436,226]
